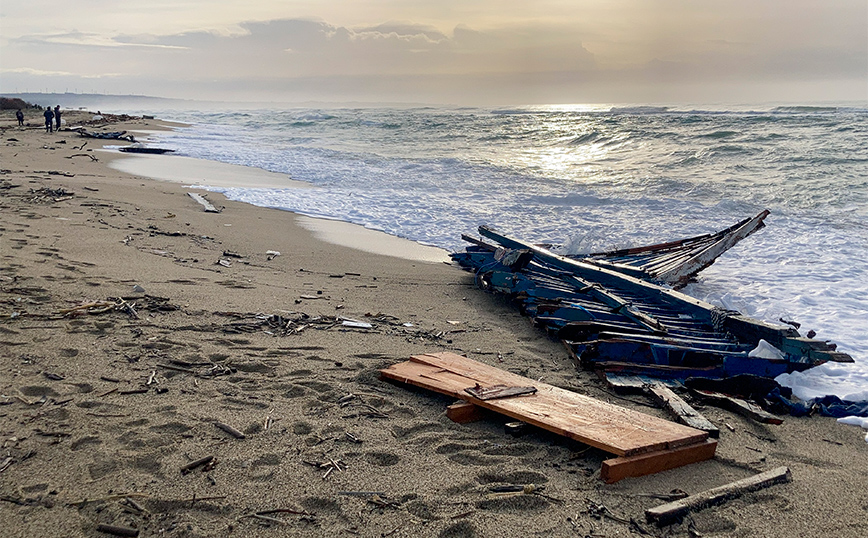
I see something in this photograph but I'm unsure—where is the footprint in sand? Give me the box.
[476,470,548,485]
[292,421,313,435]
[300,496,342,514]
[365,451,400,466]
[476,494,550,511]
[19,385,59,398]
[70,436,102,451]
[438,521,477,538]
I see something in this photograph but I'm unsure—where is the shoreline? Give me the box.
[107,127,450,264]
[1,110,867,538]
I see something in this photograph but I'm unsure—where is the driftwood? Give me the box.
[96,524,139,537]
[119,147,175,154]
[645,466,792,525]
[188,192,220,213]
[692,389,783,424]
[74,128,136,143]
[180,455,215,474]
[647,383,719,437]
[214,421,245,439]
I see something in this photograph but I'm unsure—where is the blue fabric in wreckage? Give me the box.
[769,388,868,418]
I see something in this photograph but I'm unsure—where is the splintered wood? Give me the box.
[381,352,716,482]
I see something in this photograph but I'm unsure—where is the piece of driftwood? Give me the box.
[382,352,714,482]
[645,466,792,525]
[119,147,175,154]
[188,192,220,213]
[181,455,214,474]
[647,383,719,438]
[214,421,246,439]
[692,389,783,425]
[95,524,139,537]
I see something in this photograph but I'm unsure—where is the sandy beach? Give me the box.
[1,110,866,537]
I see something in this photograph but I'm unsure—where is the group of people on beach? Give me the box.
[40,105,62,132]
[17,105,63,132]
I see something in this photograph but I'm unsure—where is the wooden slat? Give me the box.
[382,352,708,457]
[601,439,718,484]
[647,384,719,438]
[692,389,784,425]
[645,466,792,525]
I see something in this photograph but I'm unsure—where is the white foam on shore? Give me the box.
[109,151,449,263]
[296,216,450,263]
[108,152,311,190]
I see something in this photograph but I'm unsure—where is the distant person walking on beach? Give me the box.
[16,109,24,126]
[54,105,62,130]
[43,107,54,133]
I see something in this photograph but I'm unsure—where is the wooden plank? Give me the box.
[645,466,792,525]
[381,352,708,457]
[647,384,719,438]
[602,373,683,393]
[187,192,220,213]
[601,439,718,484]
[446,401,485,424]
[692,389,783,425]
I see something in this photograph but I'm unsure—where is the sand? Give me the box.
[1,109,866,538]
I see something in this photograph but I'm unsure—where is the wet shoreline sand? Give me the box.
[1,110,866,537]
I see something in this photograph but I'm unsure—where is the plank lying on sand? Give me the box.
[647,383,720,438]
[692,389,784,425]
[381,352,715,481]
[187,192,220,213]
[645,466,792,525]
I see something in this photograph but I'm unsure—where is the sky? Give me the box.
[1,0,866,106]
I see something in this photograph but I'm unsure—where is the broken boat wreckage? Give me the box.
[451,212,853,391]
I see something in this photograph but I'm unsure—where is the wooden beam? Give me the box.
[601,439,718,484]
[645,466,792,525]
[647,383,719,438]
[692,389,783,425]
[446,401,485,424]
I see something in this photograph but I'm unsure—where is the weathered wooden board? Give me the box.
[692,389,783,425]
[648,383,720,438]
[602,373,683,393]
[645,466,792,524]
[381,352,710,459]
[187,192,220,213]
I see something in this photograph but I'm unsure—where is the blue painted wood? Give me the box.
[452,226,852,381]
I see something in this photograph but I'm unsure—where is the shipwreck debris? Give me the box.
[451,220,852,418]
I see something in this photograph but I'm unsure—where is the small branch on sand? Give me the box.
[67,153,99,162]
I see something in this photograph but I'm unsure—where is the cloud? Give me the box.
[2,6,865,105]
[13,31,187,50]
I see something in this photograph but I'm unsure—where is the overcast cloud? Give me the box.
[1,1,865,105]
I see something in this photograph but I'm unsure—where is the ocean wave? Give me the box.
[700,130,739,139]
[607,106,669,115]
[773,106,839,114]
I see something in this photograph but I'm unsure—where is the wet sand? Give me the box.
[1,110,866,537]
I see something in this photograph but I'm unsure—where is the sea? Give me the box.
[121,103,868,420]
